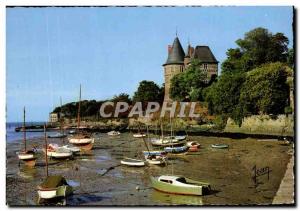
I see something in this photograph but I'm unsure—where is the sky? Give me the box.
[6,6,294,122]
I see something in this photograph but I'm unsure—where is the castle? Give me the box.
[163,36,218,101]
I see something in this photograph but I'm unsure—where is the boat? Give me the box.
[150,175,211,196]
[187,141,200,148]
[164,145,189,154]
[120,157,146,167]
[61,145,81,154]
[37,175,73,200]
[17,107,37,167]
[68,130,76,134]
[47,132,67,139]
[145,155,166,165]
[164,135,186,141]
[143,150,167,157]
[211,144,229,149]
[68,85,95,151]
[151,138,185,147]
[133,133,147,138]
[107,130,121,136]
[44,144,73,159]
[37,125,73,203]
[187,141,201,152]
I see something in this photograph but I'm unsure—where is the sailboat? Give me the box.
[150,120,185,147]
[150,175,211,196]
[37,125,73,202]
[44,98,74,159]
[68,85,95,151]
[142,124,166,166]
[17,107,37,167]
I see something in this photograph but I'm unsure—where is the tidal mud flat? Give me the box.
[6,133,293,206]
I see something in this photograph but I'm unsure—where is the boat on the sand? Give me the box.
[145,155,166,165]
[47,132,67,139]
[120,157,146,167]
[107,131,121,136]
[164,145,189,154]
[44,144,73,159]
[211,144,229,149]
[133,133,147,138]
[150,175,211,196]
[37,175,73,200]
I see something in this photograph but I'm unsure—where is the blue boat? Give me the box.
[143,151,167,156]
[164,146,188,154]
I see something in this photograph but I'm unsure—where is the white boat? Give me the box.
[62,145,81,154]
[164,135,186,141]
[120,157,146,167]
[151,138,184,147]
[143,150,167,157]
[187,141,201,148]
[133,133,147,138]
[151,175,211,196]
[37,125,73,203]
[47,132,67,139]
[145,155,166,165]
[68,130,76,134]
[37,175,73,200]
[45,144,73,159]
[17,107,37,167]
[211,144,229,149]
[107,131,121,136]
[17,151,36,160]
[68,134,95,145]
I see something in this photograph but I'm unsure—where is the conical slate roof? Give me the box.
[163,37,185,66]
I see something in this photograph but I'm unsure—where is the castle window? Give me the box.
[204,63,208,70]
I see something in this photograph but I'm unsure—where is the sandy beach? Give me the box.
[6,132,293,206]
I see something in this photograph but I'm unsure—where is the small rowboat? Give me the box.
[107,131,121,136]
[151,175,211,196]
[47,133,67,139]
[133,133,147,138]
[211,144,229,149]
[164,146,189,154]
[45,145,73,159]
[61,145,81,154]
[187,141,200,148]
[37,175,73,200]
[145,155,166,165]
[120,157,146,167]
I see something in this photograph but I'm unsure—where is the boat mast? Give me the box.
[23,107,26,151]
[77,84,81,130]
[44,124,49,177]
[60,97,64,143]
[139,124,150,153]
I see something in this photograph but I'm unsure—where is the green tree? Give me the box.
[204,72,246,125]
[112,93,132,104]
[170,59,208,101]
[239,62,290,116]
[222,27,289,74]
[133,80,163,103]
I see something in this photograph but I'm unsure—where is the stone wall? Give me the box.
[224,115,294,136]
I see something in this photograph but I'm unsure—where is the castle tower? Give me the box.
[163,37,185,101]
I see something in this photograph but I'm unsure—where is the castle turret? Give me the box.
[163,37,185,101]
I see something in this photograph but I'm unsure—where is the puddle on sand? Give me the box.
[151,189,203,205]
[67,179,80,187]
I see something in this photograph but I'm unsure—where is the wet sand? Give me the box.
[6,133,293,206]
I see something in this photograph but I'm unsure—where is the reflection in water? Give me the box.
[18,166,37,179]
[67,179,80,187]
[151,189,203,205]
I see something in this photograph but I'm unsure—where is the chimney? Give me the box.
[168,45,173,54]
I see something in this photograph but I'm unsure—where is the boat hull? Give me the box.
[68,138,94,151]
[38,185,73,199]
[18,153,37,167]
[121,158,146,167]
[150,177,209,196]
